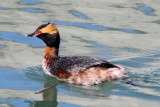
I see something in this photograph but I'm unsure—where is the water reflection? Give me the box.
[46,20,146,34]
[24,67,84,107]
[0,44,4,48]
[153,20,160,24]
[0,7,7,10]
[0,31,45,47]
[131,57,159,63]
[135,6,157,16]
[122,47,142,53]
[29,76,58,107]
[71,35,118,58]
[0,31,67,47]
[20,8,45,13]
[0,63,160,107]
[69,10,90,19]
[19,0,46,5]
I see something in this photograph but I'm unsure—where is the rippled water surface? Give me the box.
[0,0,160,107]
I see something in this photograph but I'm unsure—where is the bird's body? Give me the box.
[27,23,126,86]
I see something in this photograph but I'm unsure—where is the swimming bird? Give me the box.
[27,22,126,86]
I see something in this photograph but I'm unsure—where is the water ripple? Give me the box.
[69,10,90,19]
[135,6,157,16]
[20,8,45,13]
[0,7,8,10]
[0,98,32,107]
[0,44,5,48]
[117,60,148,68]
[0,67,42,90]
[0,31,67,47]
[131,57,159,63]
[122,47,142,53]
[19,0,46,5]
[153,20,160,24]
[149,53,160,58]
[47,20,146,34]
[0,31,45,47]
[71,35,117,58]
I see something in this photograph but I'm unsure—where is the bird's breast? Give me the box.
[42,59,52,75]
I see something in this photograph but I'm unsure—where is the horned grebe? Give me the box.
[27,23,126,86]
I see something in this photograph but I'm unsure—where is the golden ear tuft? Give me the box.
[51,23,57,30]
[39,23,58,34]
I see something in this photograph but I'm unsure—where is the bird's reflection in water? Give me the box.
[28,73,114,107]
[29,75,58,107]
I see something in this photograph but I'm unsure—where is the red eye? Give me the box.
[34,31,43,37]
[37,31,42,34]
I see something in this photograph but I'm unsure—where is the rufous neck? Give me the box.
[43,46,59,69]
[44,46,59,59]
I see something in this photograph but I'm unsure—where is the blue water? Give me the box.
[70,10,90,19]
[0,44,4,48]
[0,67,43,90]
[123,47,142,53]
[20,8,45,13]
[0,31,66,47]
[46,20,146,34]
[71,35,117,59]
[0,31,45,47]
[0,98,32,107]
[135,6,157,16]
[0,7,7,10]
[153,20,160,24]
[19,0,46,5]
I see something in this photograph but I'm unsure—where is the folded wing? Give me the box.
[50,56,118,73]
